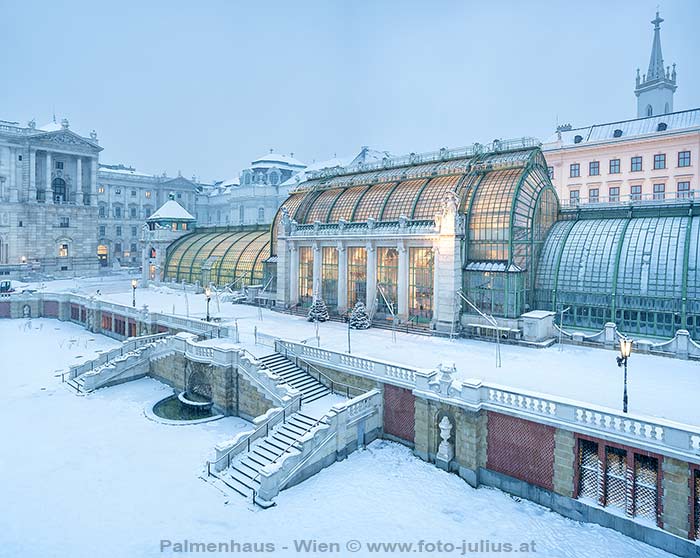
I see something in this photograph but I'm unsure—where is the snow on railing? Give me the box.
[276,338,699,462]
[275,339,419,388]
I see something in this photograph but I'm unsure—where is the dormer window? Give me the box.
[657,122,668,131]
[574,135,583,144]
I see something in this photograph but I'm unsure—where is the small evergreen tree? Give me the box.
[349,301,371,329]
[307,298,329,322]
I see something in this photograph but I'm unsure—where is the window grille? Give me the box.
[633,455,657,521]
[577,439,599,500]
[605,447,627,511]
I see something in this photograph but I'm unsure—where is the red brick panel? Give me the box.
[43,301,59,318]
[0,301,9,318]
[383,384,415,443]
[487,411,555,491]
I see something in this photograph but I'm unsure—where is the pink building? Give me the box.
[543,11,699,206]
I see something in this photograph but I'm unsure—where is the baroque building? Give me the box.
[0,118,101,277]
[96,164,202,267]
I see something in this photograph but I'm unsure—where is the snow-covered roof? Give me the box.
[38,121,63,132]
[147,200,195,221]
[98,166,157,178]
[280,155,351,188]
[542,107,700,149]
[251,152,306,169]
[218,177,240,188]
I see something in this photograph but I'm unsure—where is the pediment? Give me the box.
[30,130,103,153]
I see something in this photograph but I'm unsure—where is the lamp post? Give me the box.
[131,279,137,307]
[616,337,633,413]
[558,306,570,352]
[205,286,211,322]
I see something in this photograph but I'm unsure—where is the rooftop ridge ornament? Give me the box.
[304,137,540,182]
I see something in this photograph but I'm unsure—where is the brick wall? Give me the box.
[383,384,415,443]
[43,300,59,318]
[486,411,555,491]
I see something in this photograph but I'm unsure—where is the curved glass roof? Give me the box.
[163,229,270,287]
[271,149,559,278]
[535,214,700,336]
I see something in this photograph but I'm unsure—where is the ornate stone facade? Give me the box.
[0,118,101,277]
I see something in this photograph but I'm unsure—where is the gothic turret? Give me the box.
[634,11,677,118]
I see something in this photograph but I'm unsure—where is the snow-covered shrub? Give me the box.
[349,301,371,329]
[307,298,329,322]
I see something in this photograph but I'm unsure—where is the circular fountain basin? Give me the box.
[177,390,214,412]
[151,393,215,422]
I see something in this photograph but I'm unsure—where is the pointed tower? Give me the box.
[634,11,677,117]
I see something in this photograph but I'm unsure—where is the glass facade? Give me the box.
[298,246,314,307]
[347,247,367,308]
[536,215,700,339]
[408,247,434,321]
[164,229,270,288]
[376,247,399,316]
[321,246,338,307]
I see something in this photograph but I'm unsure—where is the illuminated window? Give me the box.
[58,243,69,257]
[321,247,338,307]
[98,186,105,194]
[347,247,367,308]
[408,247,433,322]
[376,247,399,316]
[145,191,151,199]
[298,246,314,307]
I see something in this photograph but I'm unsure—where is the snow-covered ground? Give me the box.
[28,276,700,426]
[0,317,674,557]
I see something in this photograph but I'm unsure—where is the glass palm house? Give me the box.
[161,140,699,339]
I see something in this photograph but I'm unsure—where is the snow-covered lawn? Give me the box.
[30,277,698,426]
[0,315,679,557]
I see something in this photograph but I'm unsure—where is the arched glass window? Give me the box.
[664,102,670,114]
[270,173,278,185]
[646,105,653,117]
[52,178,67,203]
[239,205,245,224]
[245,173,251,185]
[258,207,265,222]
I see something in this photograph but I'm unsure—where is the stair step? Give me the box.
[288,415,317,430]
[231,465,259,482]
[303,389,331,404]
[228,471,258,491]
[302,385,329,399]
[251,449,274,462]
[261,438,288,453]
[220,474,254,497]
[296,412,321,424]
[253,445,279,460]
[279,422,306,436]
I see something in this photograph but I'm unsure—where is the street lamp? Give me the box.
[131,279,138,307]
[205,286,211,322]
[616,337,633,413]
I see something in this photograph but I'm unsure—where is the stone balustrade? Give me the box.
[276,338,700,463]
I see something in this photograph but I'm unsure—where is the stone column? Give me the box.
[289,244,299,306]
[46,152,52,202]
[76,157,83,202]
[312,243,321,300]
[397,242,408,319]
[9,147,17,202]
[365,242,377,312]
[337,243,347,313]
[90,157,98,206]
[29,148,36,202]
[434,195,462,334]
[275,235,288,307]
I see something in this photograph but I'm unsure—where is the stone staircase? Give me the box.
[66,344,153,394]
[258,353,330,404]
[216,411,325,499]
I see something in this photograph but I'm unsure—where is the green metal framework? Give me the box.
[163,227,270,288]
[535,206,700,339]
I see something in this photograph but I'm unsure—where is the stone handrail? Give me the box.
[414,373,700,463]
[273,338,699,462]
[68,332,171,380]
[255,389,382,504]
[275,339,421,389]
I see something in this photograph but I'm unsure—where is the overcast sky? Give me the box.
[2,0,699,182]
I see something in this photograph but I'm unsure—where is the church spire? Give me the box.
[646,11,665,81]
[634,11,677,118]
